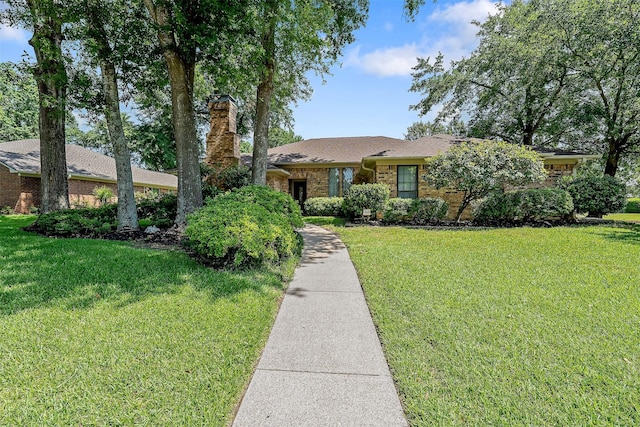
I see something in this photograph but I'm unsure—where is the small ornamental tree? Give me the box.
[423,140,547,221]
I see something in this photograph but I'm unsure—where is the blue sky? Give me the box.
[0,0,501,140]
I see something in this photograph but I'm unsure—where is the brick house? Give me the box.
[0,139,178,213]
[204,96,598,219]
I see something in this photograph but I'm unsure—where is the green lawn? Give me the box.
[604,213,640,223]
[0,215,294,425]
[330,223,639,426]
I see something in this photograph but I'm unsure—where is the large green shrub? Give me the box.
[624,199,640,213]
[304,197,344,216]
[184,186,303,269]
[410,197,449,223]
[30,204,118,237]
[560,175,626,217]
[136,193,177,228]
[383,198,413,223]
[474,188,574,224]
[343,183,390,219]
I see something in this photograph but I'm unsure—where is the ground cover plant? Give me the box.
[0,215,295,425]
[328,223,639,426]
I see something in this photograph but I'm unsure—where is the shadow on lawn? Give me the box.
[0,216,282,315]
[592,225,640,246]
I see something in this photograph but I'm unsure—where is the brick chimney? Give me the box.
[205,94,240,171]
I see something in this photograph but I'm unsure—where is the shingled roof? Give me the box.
[0,139,177,189]
[265,135,597,165]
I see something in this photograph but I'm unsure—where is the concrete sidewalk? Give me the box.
[233,224,407,426]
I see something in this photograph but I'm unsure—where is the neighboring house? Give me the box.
[204,97,598,219]
[0,139,178,213]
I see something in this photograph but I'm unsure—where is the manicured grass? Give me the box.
[304,216,347,227]
[0,215,295,425]
[335,225,639,426]
[604,213,640,223]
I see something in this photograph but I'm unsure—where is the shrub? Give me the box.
[560,175,626,217]
[30,204,118,237]
[0,206,13,215]
[136,193,177,228]
[625,199,640,213]
[383,198,413,223]
[184,186,302,269]
[474,188,574,224]
[410,197,449,223]
[343,183,390,219]
[304,197,344,216]
[92,186,114,206]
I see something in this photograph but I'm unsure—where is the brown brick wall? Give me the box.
[267,175,289,193]
[0,166,22,211]
[205,99,240,172]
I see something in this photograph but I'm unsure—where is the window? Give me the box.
[328,167,354,196]
[329,168,340,197]
[342,168,353,194]
[398,165,418,199]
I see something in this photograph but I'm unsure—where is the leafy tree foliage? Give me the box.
[559,175,626,218]
[423,140,547,222]
[404,119,466,140]
[268,126,302,148]
[0,62,39,141]
[410,0,640,178]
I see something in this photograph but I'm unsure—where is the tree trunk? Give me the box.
[252,0,278,186]
[604,139,619,177]
[144,0,203,226]
[101,60,139,231]
[28,2,69,213]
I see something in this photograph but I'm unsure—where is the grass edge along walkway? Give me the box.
[323,223,639,426]
[0,215,296,426]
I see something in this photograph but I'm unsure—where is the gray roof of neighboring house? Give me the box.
[0,139,178,189]
[265,135,598,165]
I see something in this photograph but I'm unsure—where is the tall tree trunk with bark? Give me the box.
[85,1,140,230]
[102,60,139,230]
[144,0,202,225]
[604,139,620,177]
[28,0,69,213]
[252,0,278,186]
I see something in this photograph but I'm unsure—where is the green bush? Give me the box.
[343,184,390,219]
[0,206,13,215]
[304,197,344,216]
[383,198,413,223]
[136,193,177,228]
[92,186,114,206]
[560,175,626,217]
[474,188,574,224]
[624,199,640,213]
[410,197,449,223]
[184,186,303,269]
[31,204,118,237]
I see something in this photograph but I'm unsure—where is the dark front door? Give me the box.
[292,181,307,207]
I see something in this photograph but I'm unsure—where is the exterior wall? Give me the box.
[0,166,22,211]
[283,165,361,198]
[267,174,289,193]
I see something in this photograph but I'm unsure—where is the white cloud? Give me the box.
[346,44,423,77]
[0,25,28,43]
[347,0,501,77]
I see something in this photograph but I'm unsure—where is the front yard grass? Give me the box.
[0,215,295,425]
[334,224,639,426]
[604,212,640,223]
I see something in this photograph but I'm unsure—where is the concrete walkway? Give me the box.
[233,224,407,426]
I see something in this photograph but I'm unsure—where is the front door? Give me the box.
[292,181,307,207]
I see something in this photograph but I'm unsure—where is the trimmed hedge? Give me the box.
[383,198,413,223]
[184,186,303,269]
[136,193,177,228]
[411,197,449,223]
[343,184,390,219]
[30,204,118,237]
[304,197,344,216]
[625,199,640,213]
[383,197,449,224]
[474,188,574,224]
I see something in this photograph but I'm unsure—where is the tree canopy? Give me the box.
[0,62,39,141]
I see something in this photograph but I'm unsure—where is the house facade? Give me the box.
[204,97,598,220]
[0,139,178,213]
